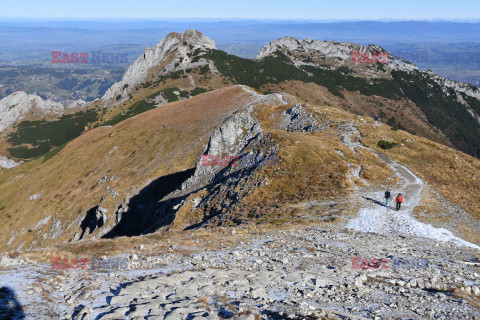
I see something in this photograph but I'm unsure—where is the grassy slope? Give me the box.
[0,86,264,251]
[0,86,479,254]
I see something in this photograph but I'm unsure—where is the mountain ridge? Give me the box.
[2,29,480,161]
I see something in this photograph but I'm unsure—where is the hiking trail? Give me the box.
[340,123,480,249]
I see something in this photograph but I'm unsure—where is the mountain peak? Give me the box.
[257,37,368,61]
[178,29,216,48]
[102,29,216,104]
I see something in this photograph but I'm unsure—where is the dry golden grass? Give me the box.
[2,82,480,253]
[0,86,271,252]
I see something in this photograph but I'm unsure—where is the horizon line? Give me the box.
[0,17,480,22]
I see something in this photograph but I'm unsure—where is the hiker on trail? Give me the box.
[395,194,403,211]
[384,189,391,206]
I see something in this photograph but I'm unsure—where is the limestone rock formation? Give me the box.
[0,91,65,132]
[102,29,216,104]
[0,156,21,169]
[257,36,418,73]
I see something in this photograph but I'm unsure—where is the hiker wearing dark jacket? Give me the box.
[384,189,391,206]
[395,194,403,211]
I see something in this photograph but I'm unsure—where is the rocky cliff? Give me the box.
[0,91,65,132]
[102,29,216,104]
[257,36,418,73]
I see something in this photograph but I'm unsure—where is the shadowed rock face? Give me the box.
[0,287,25,320]
[101,168,196,238]
[79,205,107,239]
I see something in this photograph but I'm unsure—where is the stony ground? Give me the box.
[1,223,480,319]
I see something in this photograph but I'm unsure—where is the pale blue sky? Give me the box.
[1,0,479,19]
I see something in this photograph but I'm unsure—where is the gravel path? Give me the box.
[346,150,479,249]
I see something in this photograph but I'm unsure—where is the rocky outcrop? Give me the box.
[67,99,88,110]
[79,205,107,240]
[180,105,267,190]
[167,104,278,226]
[102,29,216,104]
[170,104,331,227]
[0,91,65,132]
[277,104,332,132]
[257,36,418,73]
[424,70,480,100]
[0,156,21,169]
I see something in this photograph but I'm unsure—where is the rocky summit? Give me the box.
[1,29,480,319]
[102,30,217,104]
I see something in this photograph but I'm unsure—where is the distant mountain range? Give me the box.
[0,20,479,65]
[1,20,479,99]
